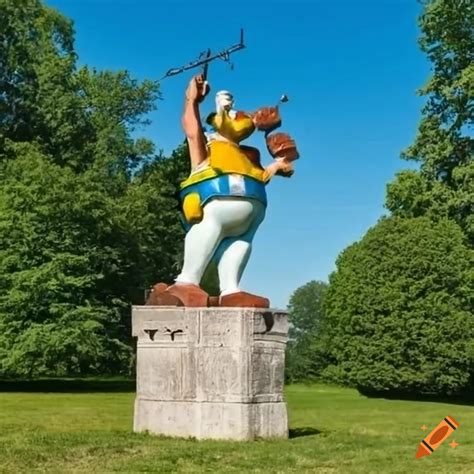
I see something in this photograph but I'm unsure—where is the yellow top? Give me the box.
[180,140,266,189]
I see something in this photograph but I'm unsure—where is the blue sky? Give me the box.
[48,0,428,308]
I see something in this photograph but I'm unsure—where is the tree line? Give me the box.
[287,0,473,396]
[0,0,192,376]
[0,0,472,397]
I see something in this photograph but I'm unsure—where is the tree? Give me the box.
[386,0,474,242]
[0,142,190,377]
[119,144,190,303]
[285,281,328,382]
[0,0,159,171]
[322,217,473,396]
[0,0,90,164]
[0,144,132,376]
[288,281,327,339]
[0,0,188,376]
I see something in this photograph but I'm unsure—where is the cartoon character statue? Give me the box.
[147,74,299,308]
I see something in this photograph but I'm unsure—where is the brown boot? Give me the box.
[145,283,182,306]
[166,283,209,307]
[219,291,270,308]
[146,282,209,307]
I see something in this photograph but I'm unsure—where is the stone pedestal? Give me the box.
[132,306,288,440]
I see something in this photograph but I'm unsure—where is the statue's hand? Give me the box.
[186,74,210,103]
[263,158,294,182]
[275,158,294,177]
[251,106,281,132]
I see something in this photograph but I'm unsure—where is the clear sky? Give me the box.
[47,0,428,308]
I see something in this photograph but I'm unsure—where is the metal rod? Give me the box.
[202,49,211,81]
[161,29,245,79]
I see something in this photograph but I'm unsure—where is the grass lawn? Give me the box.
[0,381,472,473]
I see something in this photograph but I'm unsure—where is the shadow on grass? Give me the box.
[359,388,474,407]
[289,427,322,438]
[0,378,136,393]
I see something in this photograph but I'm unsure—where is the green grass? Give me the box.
[0,381,473,473]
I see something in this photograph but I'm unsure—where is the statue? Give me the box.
[147,74,299,308]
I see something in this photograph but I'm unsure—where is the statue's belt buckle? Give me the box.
[229,174,246,195]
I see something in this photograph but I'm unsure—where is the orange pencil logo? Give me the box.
[416,416,459,459]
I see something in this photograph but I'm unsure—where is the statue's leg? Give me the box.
[147,199,266,307]
[176,198,258,286]
[176,217,222,286]
[214,200,266,298]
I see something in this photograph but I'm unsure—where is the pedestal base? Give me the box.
[134,400,288,440]
[132,307,288,440]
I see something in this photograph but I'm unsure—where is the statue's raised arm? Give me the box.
[181,74,210,170]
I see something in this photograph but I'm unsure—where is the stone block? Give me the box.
[132,307,288,440]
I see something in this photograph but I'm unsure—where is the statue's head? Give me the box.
[206,90,255,143]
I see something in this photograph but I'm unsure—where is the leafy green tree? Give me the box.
[0,142,188,377]
[0,0,89,163]
[0,0,159,170]
[317,0,474,396]
[288,281,327,337]
[285,281,328,382]
[0,144,132,376]
[119,144,190,303]
[386,0,474,241]
[0,0,188,376]
[322,217,473,396]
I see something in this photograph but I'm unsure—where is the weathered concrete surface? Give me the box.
[132,307,288,440]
